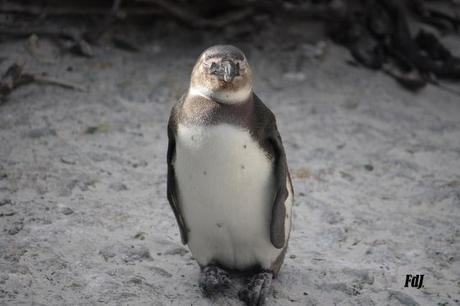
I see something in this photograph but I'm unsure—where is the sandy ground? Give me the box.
[0,21,459,306]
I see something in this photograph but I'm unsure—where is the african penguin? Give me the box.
[167,45,293,306]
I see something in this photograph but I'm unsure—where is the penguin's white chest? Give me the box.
[175,123,282,270]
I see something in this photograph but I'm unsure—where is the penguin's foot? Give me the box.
[238,272,273,306]
[199,265,231,296]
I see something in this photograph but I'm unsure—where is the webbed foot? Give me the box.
[199,265,231,297]
[238,271,273,306]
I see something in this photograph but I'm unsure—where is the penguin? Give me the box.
[167,45,293,306]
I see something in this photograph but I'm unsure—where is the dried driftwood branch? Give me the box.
[330,0,460,91]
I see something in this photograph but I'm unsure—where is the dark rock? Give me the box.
[364,164,374,171]
[134,232,146,240]
[61,207,74,215]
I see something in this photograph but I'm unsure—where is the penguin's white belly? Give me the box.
[175,123,283,270]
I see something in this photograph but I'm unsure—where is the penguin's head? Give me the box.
[189,45,253,104]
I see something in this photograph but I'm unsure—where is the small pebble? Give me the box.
[60,156,77,165]
[109,182,128,191]
[61,207,74,215]
[134,232,146,240]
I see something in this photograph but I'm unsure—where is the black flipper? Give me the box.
[167,103,188,244]
[253,95,290,249]
[268,130,289,249]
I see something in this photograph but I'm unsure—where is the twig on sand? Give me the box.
[0,61,85,101]
[32,75,86,92]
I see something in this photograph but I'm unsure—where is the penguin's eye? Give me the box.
[235,62,240,75]
[235,61,246,74]
[210,62,219,74]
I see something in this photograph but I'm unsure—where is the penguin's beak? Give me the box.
[221,60,237,83]
[210,59,240,83]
